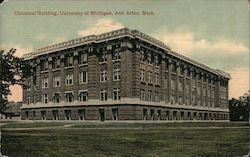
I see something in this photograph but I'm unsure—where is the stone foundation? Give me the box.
[21,104,229,121]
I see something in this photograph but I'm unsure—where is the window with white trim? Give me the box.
[113,88,120,100]
[140,89,146,101]
[42,77,48,88]
[148,90,153,101]
[26,80,31,91]
[66,74,73,85]
[99,48,107,62]
[203,85,206,97]
[113,67,121,81]
[79,52,88,64]
[53,93,61,103]
[140,69,146,82]
[155,91,160,102]
[53,75,60,87]
[178,80,183,92]
[140,51,145,62]
[43,94,48,104]
[79,71,88,84]
[148,72,153,84]
[79,92,88,101]
[65,55,73,67]
[100,70,107,82]
[52,57,60,69]
[65,93,74,102]
[27,96,31,105]
[100,89,107,101]
[41,60,48,71]
[147,52,152,64]
[171,79,176,90]
[155,73,160,85]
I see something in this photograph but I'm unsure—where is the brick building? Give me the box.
[21,28,230,121]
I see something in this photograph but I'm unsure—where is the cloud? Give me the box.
[35,33,48,41]
[78,18,124,36]
[228,68,249,99]
[153,26,249,55]
[0,43,33,57]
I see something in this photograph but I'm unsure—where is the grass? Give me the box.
[1,122,250,157]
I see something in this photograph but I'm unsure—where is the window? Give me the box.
[207,86,211,97]
[53,75,60,87]
[79,52,88,64]
[112,108,118,120]
[100,69,107,82]
[140,51,145,62]
[113,67,121,81]
[154,55,159,66]
[171,79,176,90]
[203,85,206,97]
[192,94,195,104]
[66,74,73,85]
[171,94,175,104]
[148,72,153,84]
[148,90,153,101]
[155,91,160,102]
[140,69,146,82]
[65,93,74,102]
[41,111,47,120]
[140,89,146,101]
[187,69,191,77]
[99,48,107,62]
[65,110,71,120]
[185,83,189,95]
[41,60,48,71]
[26,80,31,91]
[52,57,60,69]
[27,96,31,105]
[79,92,88,101]
[197,84,201,95]
[211,89,214,98]
[143,109,147,120]
[65,55,73,67]
[79,71,88,84]
[171,63,176,73]
[53,93,61,103]
[112,45,121,60]
[192,79,196,88]
[43,94,48,104]
[147,52,152,64]
[185,97,189,105]
[52,110,59,120]
[78,109,85,120]
[100,89,107,101]
[178,80,183,91]
[180,67,184,75]
[42,77,48,88]
[155,73,160,85]
[113,88,120,100]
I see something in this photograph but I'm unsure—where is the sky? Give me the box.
[0,0,249,101]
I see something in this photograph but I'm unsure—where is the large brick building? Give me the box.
[21,28,230,121]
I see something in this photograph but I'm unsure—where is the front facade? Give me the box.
[21,28,230,121]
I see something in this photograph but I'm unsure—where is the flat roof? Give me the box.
[23,27,230,79]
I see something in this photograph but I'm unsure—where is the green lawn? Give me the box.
[1,122,250,157]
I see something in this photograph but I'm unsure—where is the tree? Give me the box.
[229,97,250,121]
[0,48,33,113]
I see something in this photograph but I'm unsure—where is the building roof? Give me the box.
[23,27,231,79]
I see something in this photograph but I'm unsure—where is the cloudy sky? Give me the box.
[0,0,249,101]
